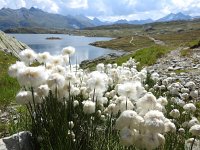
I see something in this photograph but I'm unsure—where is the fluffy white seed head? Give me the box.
[183,103,196,112]
[157,97,168,106]
[87,71,108,92]
[16,91,32,105]
[164,120,176,133]
[36,84,49,97]
[189,124,200,136]
[82,100,95,114]
[62,46,75,56]
[136,92,157,113]
[96,63,105,72]
[169,109,180,118]
[119,127,135,146]
[144,110,165,133]
[8,61,26,77]
[47,73,65,90]
[185,138,200,150]
[188,117,199,127]
[17,66,48,88]
[19,49,37,65]
[37,52,51,64]
[116,110,144,130]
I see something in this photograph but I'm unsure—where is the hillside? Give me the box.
[0,7,95,30]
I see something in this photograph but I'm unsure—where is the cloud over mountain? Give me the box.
[0,0,200,21]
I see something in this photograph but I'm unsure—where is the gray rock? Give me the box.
[0,30,29,58]
[0,131,34,150]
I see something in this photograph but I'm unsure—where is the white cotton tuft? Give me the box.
[136,92,157,113]
[157,96,168,106]
[183,103,196,112]
[119,127,135,146]
[47,73,65,90]
[36,84,49,97]
[96,63,105,72]
[116,110,144,130]
[16,91,32,105]
[8,61,26,77]
[82,100,95,114]
[62,46,75,56]
[19,49,37,65]
[189,124,200,136]
[87,71,108,92]
[169,109,180,118]
[185,138,200,150]
[17,66,48,88]
[144,110,165,133]
[37,52,51,64]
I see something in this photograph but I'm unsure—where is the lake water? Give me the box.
[10,34,119,64]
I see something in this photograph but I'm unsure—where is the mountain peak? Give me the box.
[157,12,191,22]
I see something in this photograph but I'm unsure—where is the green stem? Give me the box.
[190,137,196,150]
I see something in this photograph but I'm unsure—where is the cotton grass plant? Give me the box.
[8,46,200,150]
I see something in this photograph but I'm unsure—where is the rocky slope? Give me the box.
[147,47,200,89]
[0,30,28,57]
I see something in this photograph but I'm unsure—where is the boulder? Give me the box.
[0,131,34,150]
[0,30,29,58]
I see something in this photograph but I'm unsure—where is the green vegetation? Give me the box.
[91,35,155,51]
[0,51,19,108]
[187,38,200,48]
[81,45,171,71]
[114,45,171,69]
[180,48,192,57]
[180,39,200,57]
[152,30,200,47]
[174,69,189,74]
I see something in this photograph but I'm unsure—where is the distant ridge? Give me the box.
[0,7,95,30]
[156,12,192,22]
[0,7,197,30]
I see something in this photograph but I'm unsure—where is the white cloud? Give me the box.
[0,0,200,20]
[0,0,7,6]
[18,0,26,7]
[31,0,59,13]
[67,0,88,9]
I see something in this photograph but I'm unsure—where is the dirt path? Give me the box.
[129,37,135,45]
[147,35,165,46]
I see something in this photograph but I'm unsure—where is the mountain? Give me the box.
[71,14,94,28]
[115,19,129,24]
[157,12,192,22]
[0,7,95,30]
[114,19,153,25]
[91,17,107,26]
[129,19,153,24]
[193,16,200,19]
[0,7,197,31]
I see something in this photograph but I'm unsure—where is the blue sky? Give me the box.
[0,0,200,21]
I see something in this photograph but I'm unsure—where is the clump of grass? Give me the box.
[187,39,200,49]
[115,45,171,69]
[0,51,19,108]
[174,69,188,74]
[180,48,192,57]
